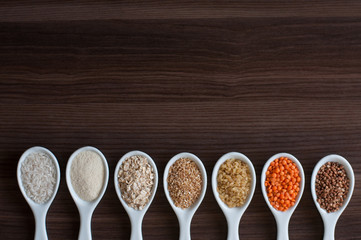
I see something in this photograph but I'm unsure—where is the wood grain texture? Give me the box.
[2,1,361,21]
[1,1,361,240]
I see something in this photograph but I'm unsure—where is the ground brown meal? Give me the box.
[167,158,202,209]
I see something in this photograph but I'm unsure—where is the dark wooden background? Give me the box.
[1,1,361,239]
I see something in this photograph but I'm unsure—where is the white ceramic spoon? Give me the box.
[114,150,159,240]
[66,146,109,240]
[17,146,61,240]
[212,152,256,240]
[163,152,207,240]
[261,153,305,240]
[311,154,355,240]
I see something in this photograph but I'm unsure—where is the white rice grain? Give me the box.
[21,152,57,204]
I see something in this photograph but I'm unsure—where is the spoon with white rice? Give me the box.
[17,146,61,240]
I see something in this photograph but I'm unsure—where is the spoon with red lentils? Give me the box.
[311,154,355,240]
[261,153,305,240]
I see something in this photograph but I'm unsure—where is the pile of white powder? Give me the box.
[70,150,105,201]
[21,152,57,204]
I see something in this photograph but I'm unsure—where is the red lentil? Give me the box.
[265,157,301,211]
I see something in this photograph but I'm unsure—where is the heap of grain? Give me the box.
[21,152,57,204]
[117,155,155,210]
[315,162,350,212]
[217,158,252,208]
[167,158,202,209]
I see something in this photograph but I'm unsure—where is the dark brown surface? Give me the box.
[1,1,361,239]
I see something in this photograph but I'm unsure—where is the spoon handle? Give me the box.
[130,216,143,240]
[78,209,93,240]
[323,219,336,240]
[276,219,289,240]
[34,210,48,240]
[179,216,192,240]
[226,216,240,240]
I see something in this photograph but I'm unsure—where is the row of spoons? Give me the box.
[17,147,355,240]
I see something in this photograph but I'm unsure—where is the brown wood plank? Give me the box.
[1,19,361,104]
[1,1,361,21]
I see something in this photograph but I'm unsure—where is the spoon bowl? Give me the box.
[66,146,109,240]
[163,152,207,240]
[261,153,305,240]
[311,154,355,240]
[114,150,158,240]
[212,152,256,240]
[17,146,61,240]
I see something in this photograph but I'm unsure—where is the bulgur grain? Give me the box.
[217,158,252,208]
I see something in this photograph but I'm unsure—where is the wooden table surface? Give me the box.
[1,1,361,239]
